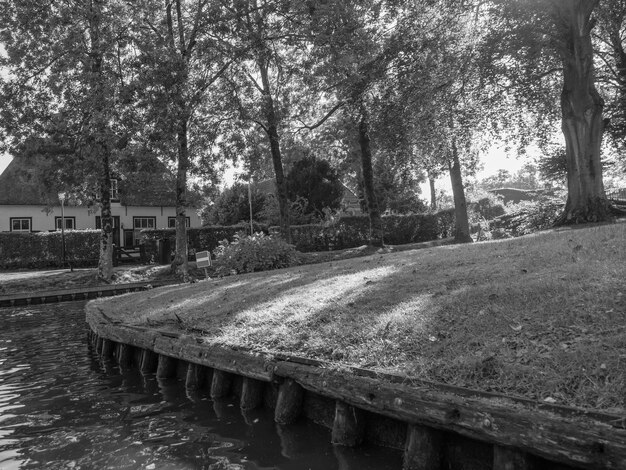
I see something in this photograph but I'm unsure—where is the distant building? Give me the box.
[0,158,201,247]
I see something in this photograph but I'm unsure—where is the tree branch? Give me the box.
[296,101,345,132]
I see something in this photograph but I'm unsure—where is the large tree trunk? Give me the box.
[358,103,384,247]
[448,142,472,243]
[171,117,190,279]
[258,58,291,242]
[89,0,113,281]
[554,0,609,224]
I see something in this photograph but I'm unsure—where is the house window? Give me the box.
[55,217,75,230]
[110,179,119,201]
[133,217,156,230]
[95,216,120,229]
[168,216,190,228]
[10,218,32,232]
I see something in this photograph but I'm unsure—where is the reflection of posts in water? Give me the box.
[333,445,360,470]
[156,355,177,379]
[403,424,443,470]
[331,401,365,447]
[212,397,237,420]
[185,363,206,391]
[211,370,233,399]
[157,376,180,403]
[276,423,302,459]
[140,349,159,374]
[240,377,265,411]
[115,343,133,368]
[101,339,115,358]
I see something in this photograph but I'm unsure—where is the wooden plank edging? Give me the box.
[85,303,626,470]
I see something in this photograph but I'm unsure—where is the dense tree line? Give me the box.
[1,0,624,279]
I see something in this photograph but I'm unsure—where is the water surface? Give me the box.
[0,301,401,469]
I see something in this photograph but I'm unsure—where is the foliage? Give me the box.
[204,182,266,226]
[287,211,455,252]
[285,157,344,218]
[479,164,541,190]
[141,223,269,261]
[258,194,320,226]
[491,195,565,238]
[0,230,100,269]
[213,232,299,275]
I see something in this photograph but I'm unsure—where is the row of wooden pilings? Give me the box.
[87,330,551,470]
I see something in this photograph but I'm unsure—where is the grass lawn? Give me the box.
[77,223,626,412]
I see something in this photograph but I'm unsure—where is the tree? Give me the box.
[489,0,610,223]
[217,0,315,242]
[285,157,344,218]
[204,182,266,226]
[0,0,131,281]
[130,0,231,279]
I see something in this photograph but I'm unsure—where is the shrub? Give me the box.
[0,230,100,269]
[141,222,269,261]
[213,232,299,275]
[285,210,455,252]
[491,197,564,238]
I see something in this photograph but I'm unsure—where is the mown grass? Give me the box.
[91,223,626,412]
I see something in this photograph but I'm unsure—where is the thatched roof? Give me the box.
[0,158,59,205]
[0,157,190,207]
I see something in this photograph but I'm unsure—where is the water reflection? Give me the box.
[0,301,401,469]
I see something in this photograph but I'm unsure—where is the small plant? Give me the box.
[212,232,299,275]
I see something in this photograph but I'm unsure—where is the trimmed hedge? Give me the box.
[140,212,454,258]
[141,222,269,260]
[0,230,101,269]
[288,210,455,252]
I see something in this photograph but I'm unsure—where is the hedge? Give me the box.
[141,222,269,261]
[139,212,454,258]
[0,230,101,269]
[287,210,455,252]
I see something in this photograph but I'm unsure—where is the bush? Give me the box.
[286,210,455,252]
[141,222,269,260]
[213,232,299,275]
[491,197,564,238]
[0,230,100,269]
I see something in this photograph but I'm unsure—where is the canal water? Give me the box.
[0,301,402,469]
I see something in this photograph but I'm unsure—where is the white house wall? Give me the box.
[0,204,202,246]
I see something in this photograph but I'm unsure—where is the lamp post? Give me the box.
[58,192,67,270]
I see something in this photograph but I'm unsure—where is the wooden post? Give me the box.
[185,363,207,391]
[101,338,115,357]
[95,336,104,354]
[493,445,532,470]
[403,424,444,470]
[274,379,303,425]
[331,401,366,447]
[140,349,159,373]
[116,343,133,367]
[156,354,178,379]
[176,360,189,379]
[210,370,233,398]
[133,347,143,367]
[240,377,265,411]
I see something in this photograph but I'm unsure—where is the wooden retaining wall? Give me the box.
[86,304,626,470]
[0,281,171,308]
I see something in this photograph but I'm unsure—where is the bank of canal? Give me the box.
[86,300,626,470]
[0,301,401,469]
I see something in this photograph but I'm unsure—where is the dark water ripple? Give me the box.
[0,301,401,470]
